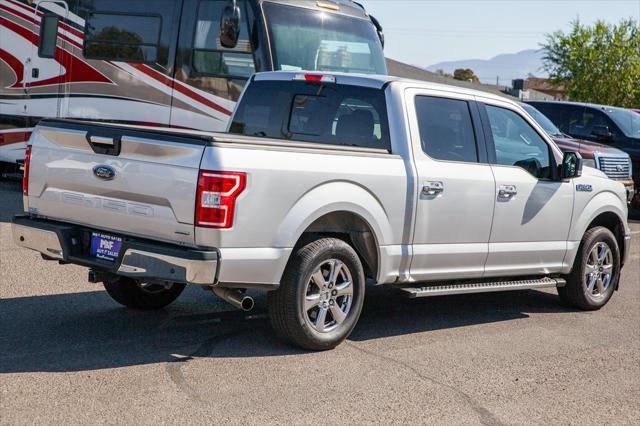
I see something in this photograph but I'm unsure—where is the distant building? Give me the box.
[512,78,567,100]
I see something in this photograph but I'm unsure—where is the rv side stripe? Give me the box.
[131,64,233,117]
[6,0,84,38]
[0,3,83,50]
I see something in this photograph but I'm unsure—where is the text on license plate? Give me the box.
[90,232,122,262]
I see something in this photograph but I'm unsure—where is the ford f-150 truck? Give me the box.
[12,72,632,350]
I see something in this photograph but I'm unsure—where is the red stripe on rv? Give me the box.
[131,64,233,117]
[0,3,83,50]
[0,47,24,81]
[6,0,85,39]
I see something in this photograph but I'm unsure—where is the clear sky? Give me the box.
[361,0,640,67]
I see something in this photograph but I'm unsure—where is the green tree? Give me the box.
[453,68,479,83]
[542,19,640,108]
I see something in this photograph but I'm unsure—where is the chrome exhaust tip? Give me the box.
[211,287,254,312]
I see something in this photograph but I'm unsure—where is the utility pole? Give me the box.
[496,76,500,86]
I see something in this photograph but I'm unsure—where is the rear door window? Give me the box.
[415,96,478,163]
[229,80,390,151]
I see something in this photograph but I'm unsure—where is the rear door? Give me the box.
[27,121,207,245]
[406,88,496,281]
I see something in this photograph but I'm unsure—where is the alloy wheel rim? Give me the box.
[584,242,613,299]
[303,259,354,333]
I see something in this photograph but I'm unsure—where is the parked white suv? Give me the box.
[13,72,631,350]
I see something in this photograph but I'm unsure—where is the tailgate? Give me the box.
[26,120,209,246]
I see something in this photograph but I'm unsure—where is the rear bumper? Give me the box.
[11,216,218,285]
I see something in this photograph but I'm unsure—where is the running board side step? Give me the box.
[398,277,566,298]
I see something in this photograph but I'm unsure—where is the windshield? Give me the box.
[606,107,640,138]
[521,103,562,136]
[263,2,387,75]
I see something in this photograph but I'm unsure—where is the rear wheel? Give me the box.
[559,226,620,310]
[268,238,365,351]
[103,277,186,310]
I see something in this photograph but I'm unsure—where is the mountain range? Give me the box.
[425,49,547,85]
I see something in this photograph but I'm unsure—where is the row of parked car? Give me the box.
[524,101,639,208]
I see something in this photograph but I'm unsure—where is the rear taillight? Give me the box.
[22,144,32,195]
[196,170,246,229]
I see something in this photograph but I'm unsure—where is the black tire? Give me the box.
[268,237,366,351]
[103,277,186,310]
[559,226,620,310]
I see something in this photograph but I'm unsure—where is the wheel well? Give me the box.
[298,211,379,281]
[587,212,626,263]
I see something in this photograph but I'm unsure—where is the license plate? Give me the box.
[90,232,123,262]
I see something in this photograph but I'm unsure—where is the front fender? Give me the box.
[569,191,628,243]
[274,181,393,249]
[563,190,629,272]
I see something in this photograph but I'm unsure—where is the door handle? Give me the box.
[422,181,444,196]
[89,135,115,146]
[498,185,517,200]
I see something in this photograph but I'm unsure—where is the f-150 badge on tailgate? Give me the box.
[93,165,116,181]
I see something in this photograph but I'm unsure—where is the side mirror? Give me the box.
[220,0,241,49]
[560,151,583,179]
[591,125,613,141]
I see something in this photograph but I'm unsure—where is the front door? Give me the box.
[407,89,496,281]
[480,101,574,276]
[26,1,68,118]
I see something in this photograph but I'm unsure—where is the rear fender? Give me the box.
[275,181,393,252]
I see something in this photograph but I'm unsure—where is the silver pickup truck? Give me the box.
[13,72,632,350]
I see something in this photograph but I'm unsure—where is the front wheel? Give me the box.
[268,238,366,351]
[103,277,186,310]
[559,226,620,310]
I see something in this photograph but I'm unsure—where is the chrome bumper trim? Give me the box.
[12,223,64,260]
[117,249,217,285]
[12,221,218,285]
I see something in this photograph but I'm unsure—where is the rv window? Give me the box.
[39,14,59,58]
[84,12,162,63]
[191,0,255,78]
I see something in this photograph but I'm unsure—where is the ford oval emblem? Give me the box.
[93,165,116,181]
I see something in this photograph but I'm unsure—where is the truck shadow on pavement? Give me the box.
[0,285,577,374]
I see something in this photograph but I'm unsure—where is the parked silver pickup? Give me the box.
[13,72,632,350]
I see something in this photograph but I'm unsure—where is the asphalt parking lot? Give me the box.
[1,178,638,425]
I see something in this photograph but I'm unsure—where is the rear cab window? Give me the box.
[229,80,391,151]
